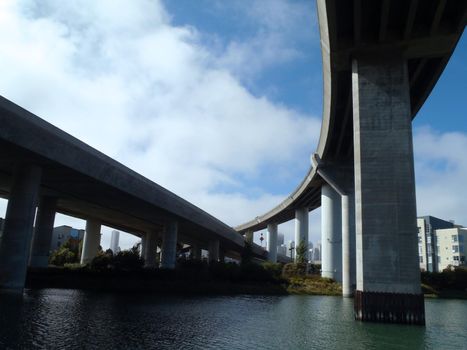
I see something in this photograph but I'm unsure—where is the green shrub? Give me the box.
[295,241,308,264]
[262,262,283,279]
[90,252,112,271]
[88,244,144,272]
[112,248,144,271]
[63,263,85,270]
[49,238,80,266]
[308,263,321,275]
[282,263,307,278]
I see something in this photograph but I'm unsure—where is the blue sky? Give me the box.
[0,0,465,250]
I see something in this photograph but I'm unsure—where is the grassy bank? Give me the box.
[286,276,342,295]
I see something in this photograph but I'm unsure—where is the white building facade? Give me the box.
[434,228,466,271]
[417,216,466,272]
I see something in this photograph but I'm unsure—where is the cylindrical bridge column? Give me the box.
[209,239,220,263]
[160,221,178,269]
[245,230,254,244]
[341,194,351,297]
[140,234,147,258]
[144,231,158,268]
[267,223,278,263]
[0,164,42,292]
[294,207,309,262]
[191,243,202,260]
[80,219,101,265]
[30,196,57,268]
[321,184,342,281]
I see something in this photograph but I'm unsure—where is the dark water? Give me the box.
[0,289,466,349]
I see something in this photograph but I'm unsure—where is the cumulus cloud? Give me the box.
[414,126,467,227]
[215,0,319,82]
[0,0,320,249]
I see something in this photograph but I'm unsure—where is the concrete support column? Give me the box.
[347,189,357,294]
[219,250,225,263]
[267,223,278,263]
[140,234,147,258]
[294,207,309,262]
[245,230,254,244]
[341,195,351,297]
[144,231,158,268]
[0,164,41,292]
[321,184,342,281]
[352,57,424,324]
[30,196,57,268]
[209,239,220,262]
[160,221,177,269]
[191,243,202,260]
[80,219,101,265]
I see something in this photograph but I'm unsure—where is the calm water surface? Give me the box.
[0,289,466,349]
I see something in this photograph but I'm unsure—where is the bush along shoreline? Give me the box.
[27,241,467,298]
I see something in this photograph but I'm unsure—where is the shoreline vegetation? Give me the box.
[26,240,466,298]
[26,262,467,299]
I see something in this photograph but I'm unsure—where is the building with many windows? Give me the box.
[417,216,454,272]
[50,225,85,251]
[417,216,466,272]
[435,228,466,271]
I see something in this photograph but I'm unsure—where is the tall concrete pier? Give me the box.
[144,231,158,268]
[352,57,424,324]
[80,219,101,265]
[191,243,201,260]
[0,164,41,292]
[294,208,309,262]
[160,221,178,269]
[267,223,278,262]
[209,239,220,262]
[321,184,342,282]
[30,196,57,268]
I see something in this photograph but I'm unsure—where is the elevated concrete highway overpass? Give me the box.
[0,0,464,326]
[0,96,293,292]
[236,0,466,324]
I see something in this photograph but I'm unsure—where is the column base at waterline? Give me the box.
[354,290,425,325]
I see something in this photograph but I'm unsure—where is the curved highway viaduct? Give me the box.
[236,0,466,324]
[0,97,291,294]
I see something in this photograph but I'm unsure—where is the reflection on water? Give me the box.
[0,289,466,349]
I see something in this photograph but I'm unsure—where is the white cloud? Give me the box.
[215,0,318,82]
[0,0,320,249]
[414,126,467,226]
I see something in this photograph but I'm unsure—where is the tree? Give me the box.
[49,238,80,266]
[295,240,308,264]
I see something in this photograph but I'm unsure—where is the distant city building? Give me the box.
[308,241,314,262]
[277,233,285,246]
[278,244,288,256]
[418,216,466,272]
[311,241,321,263]
[110,230,120,254]
[287,240,295,259]
[50,225,85,251]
